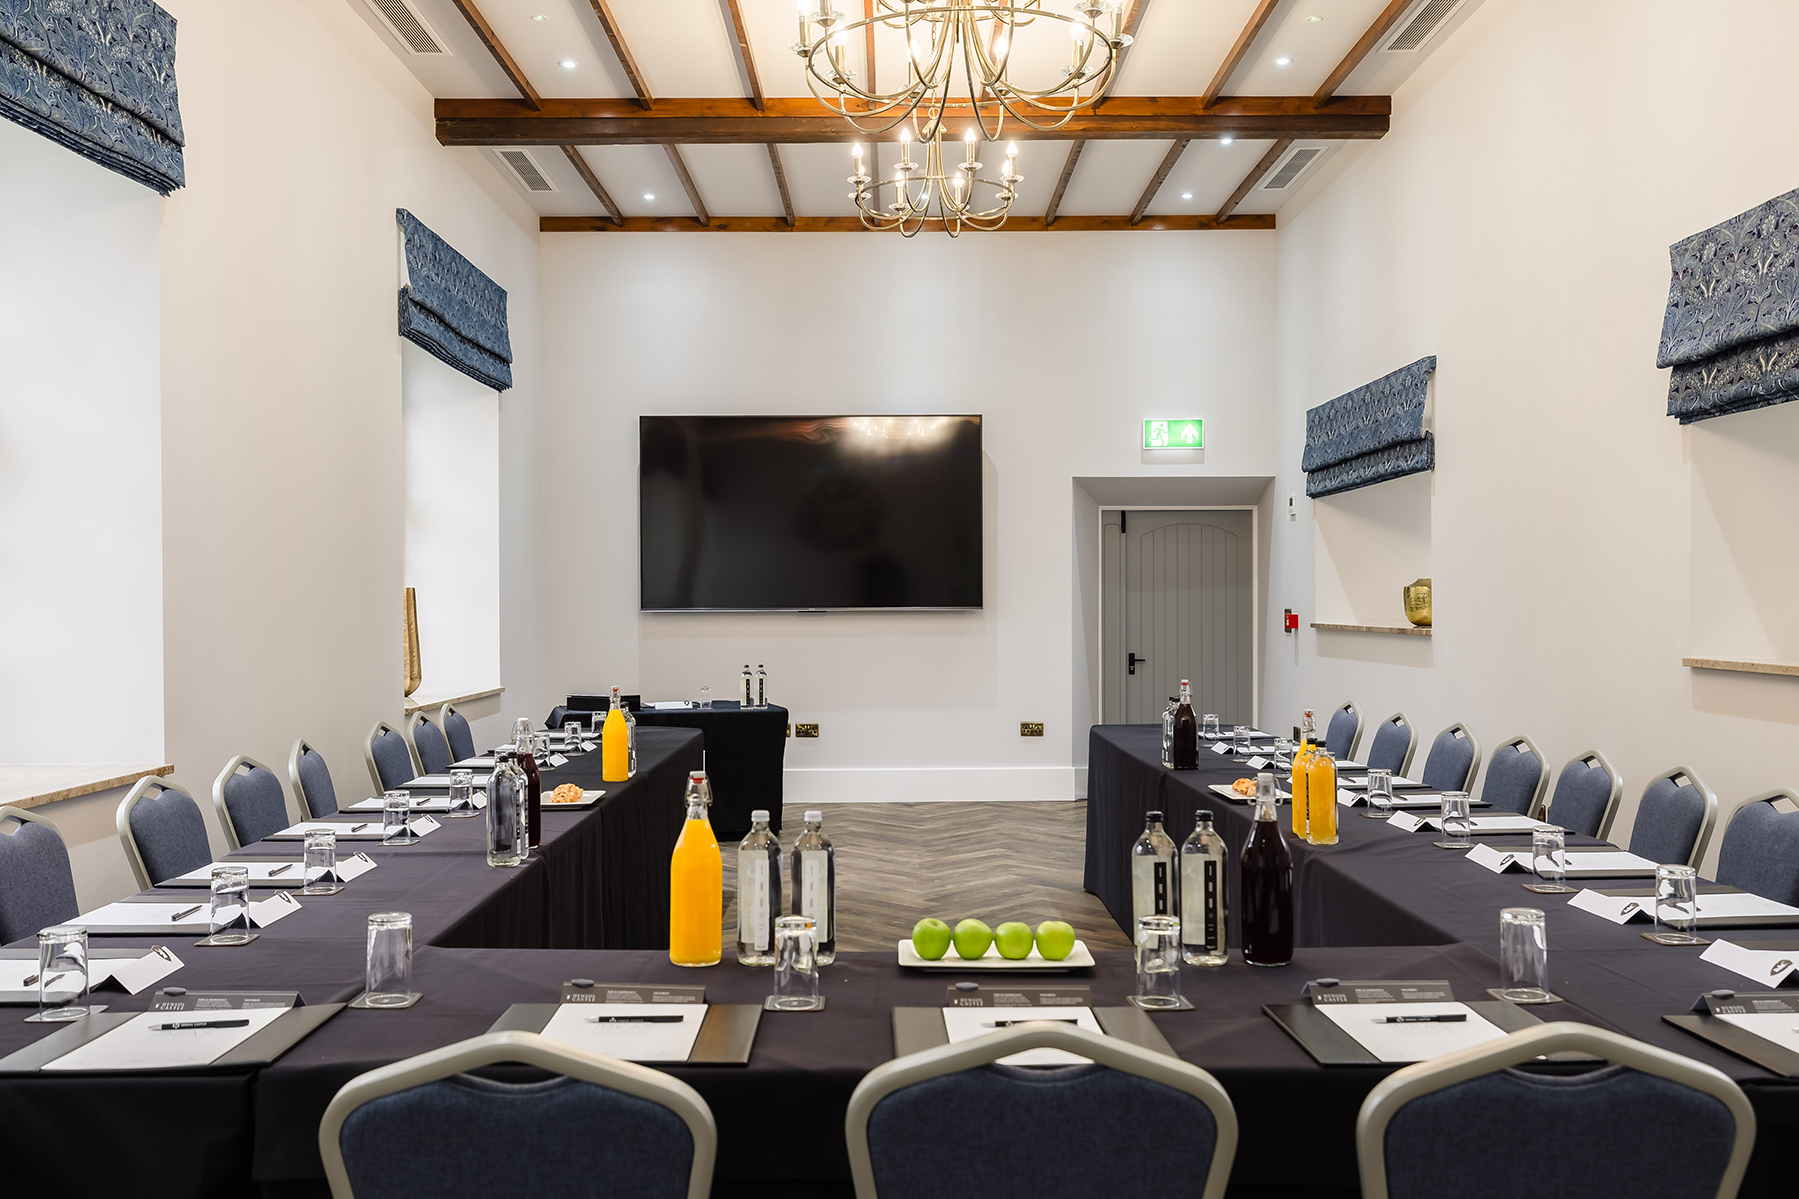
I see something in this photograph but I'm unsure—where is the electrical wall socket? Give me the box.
[794,723,819,738]
[1020,722,1045,737]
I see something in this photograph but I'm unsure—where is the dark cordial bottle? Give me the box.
[512,724,541,851]
[1240,772,1294,966]
[1171,679,1199,770]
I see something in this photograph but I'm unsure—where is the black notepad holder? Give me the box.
[0,991,341,1074]
[1663,990,1799,1077]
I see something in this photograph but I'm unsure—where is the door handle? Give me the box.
[1127,653,1146,675]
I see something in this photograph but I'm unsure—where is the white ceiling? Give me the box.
[351,0,1484,223]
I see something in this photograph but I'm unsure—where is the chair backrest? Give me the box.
[1365,712,1417,777]
[1419,723,1482,792]
[1715,789,1799,906]
[364,720,420,793]
[1544,750,1623,840]
[1629,766,1719,869]
[847,1022,1237,1199]
[1358,1021,1754,1199]
[0,807,80,944]
[117,777,211,890]
[1478,735,1549,817]
[319,1030,715,1199]
[290,737,341,819]
[212,755,292,851]
[1324,701,1363,760]
[440,703,477,762]
[408,711,452,775]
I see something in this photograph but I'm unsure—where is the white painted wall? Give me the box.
[537,231,1278,801]
[1264,0,1799,872]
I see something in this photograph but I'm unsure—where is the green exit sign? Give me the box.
[1143,419,1204,449]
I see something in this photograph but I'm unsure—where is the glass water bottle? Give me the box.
[623,694,638,777]
[1241,774,1294,966]
[736,809,782,966]
[1160,697,1177,769]
[740,664,753,706]
[1130,809,1178,929]
[755,663,768,709]
[669,771,722,967]
[1171,680,1199,770]
[791,810,836,965]
[1181,809,1229,966]
[486,749,527,868]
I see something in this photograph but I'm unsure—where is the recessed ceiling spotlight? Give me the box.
[1275,56,1292,66]
[1305,14,1321,21]
[559,59,577,68]
[532,13,547,20]
[1220,135,1234,145]
[643,193,656,200]
[1181,192,1193,200]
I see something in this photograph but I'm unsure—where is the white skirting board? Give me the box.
[781,766,1085,803]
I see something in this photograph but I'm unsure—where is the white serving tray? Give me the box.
[897,938,1095,971]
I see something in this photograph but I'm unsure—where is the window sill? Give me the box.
[404,685,505,714]
[0,764,174,812]
[1310,622,1432,637]
[1682,657,1799,678]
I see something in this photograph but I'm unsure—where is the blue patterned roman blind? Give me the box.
[1301,357,1436,499]
[0,0,184,194]
[1658,188,1799,424]
[397,209,513,392]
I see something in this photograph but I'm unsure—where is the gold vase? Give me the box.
[1402,578,1432,627]
[403,587,422,696]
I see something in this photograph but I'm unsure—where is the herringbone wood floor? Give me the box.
[719,800,1130,953]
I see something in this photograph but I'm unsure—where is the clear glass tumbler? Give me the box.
[301,829,341,895]
[1529,825,1575,893]
[1202,713,1221,740]
[561,720,583,751]
[1436,792,1474,848]
[1363,768,1397,819]
[1499,907,1549,1002]
[699,685,712,710]
[1273,739,1295,771]
[383,790,416,845]
[365,911,414,1007]
[210,865,254,945]
[1133,914,1185,1009]
[29,926,90,1022]
[1654,863,1703,944]
[770,915,823,1011]
[1232,725,1251,757]
[446,770,477,818]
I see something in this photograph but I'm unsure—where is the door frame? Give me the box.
[1096,505,1260,728]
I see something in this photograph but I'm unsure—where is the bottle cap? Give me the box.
[751,809,769,823]
[805,810,823,823]
[1147,809,1163,821]
[689,771,707,780]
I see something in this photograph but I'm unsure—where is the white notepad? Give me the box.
[0,950,180,997]
[167,861,309,886]
[1317,1001,1510,1063]
[66,902,215,933]
[41,1006,287,1072]
[1715,1012,1799,1056]
[1424,814,1550,835]
[347,794,486,812]
[940,1006,1104,1067]
[537,1003,707,1063]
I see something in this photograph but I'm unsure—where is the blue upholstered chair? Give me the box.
[408,712,452,776]
[1716,789,1799,906]
[1418,723,1482,793]
[1544,750,1623,840]
[319,1030,716,1199]
[364,720,420,793]
[1324,701,1363,761]
[1357,1022,1754,1199]
[440,703,477,762]
[1477,735,1549,817]
[847,1022,1237,1199]
[1628,766,1719,869]
[117,777,212,890]
[290,737,341,819]
[212,755,292,851]
[0,807,80,944]
[1365,712,1417,777]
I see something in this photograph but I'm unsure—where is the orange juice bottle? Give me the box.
[1291,710,1316,838]
[1306,748,1338,845]
[669,771,722,967]
[602,686,629,783]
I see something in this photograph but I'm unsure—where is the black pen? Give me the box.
[170,905,203,922]
[22,972,64,988]
[350,823,370,833]
[1372,1013,1467,1024]
[268,864,294,877]
[152,1018,251,1031]
[586,1014,685,1024]
[981,1018,1081,1027]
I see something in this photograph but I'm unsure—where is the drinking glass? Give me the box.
[1132,914,1185,1009]
[1202,714,1221,740]
[534,732,551,759]
[770,916,823,1011]
[383,790,416,845]
[28,927,90,1022]
[446,769,477,818]
[1436,792,1474,848]
[1362,768,1397,819]
[1529,826,1575,893]
[301,829,341,895]
[1273,739,1295,770]
[699,686,712,710]
[365,912,414,1007]
[561,720,583,751]
[1654,864,1704,944]
[1231,725,1251,757]
[1499,907,1549,1002]
[209,865,254,945]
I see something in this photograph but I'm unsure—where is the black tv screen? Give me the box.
[639,415,983,611]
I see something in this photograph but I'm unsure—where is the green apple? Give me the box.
[1035,920,1076,961]
[994,921,1034,960]
[952,918,994,960]
[911,917,952,960]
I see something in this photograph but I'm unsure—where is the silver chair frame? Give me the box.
[364,719,420,794]
[440,702,475,759]
[845,1021,1238,1199]
[406,709,452,772]
[212,754,290,852]
[1545,748,1624,840]
[318,1030,716,1199]
[289,737,334,820]
[1483,734,1550,818]
[1330,700,1365,760]
[1632,764,1721,869]
[116,775,205,892]
[1373,711,1418,777]
[1424,721,1482,793]
[0,804,66,840]
[1357,1021,1755,1199]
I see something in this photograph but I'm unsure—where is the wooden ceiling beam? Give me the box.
[1314,0,1411,101]
[447,0,541,109]
[1044,140,1085,227]
[560,145,623,225]
[722,0,765,110]
[663,145,711,226]
[1202,0,1280,107]
[767,145,795,227]
[1130,138,1189,225]
[541,213,1275,233]
[586,0,654,109]
[1215,136,1291,219]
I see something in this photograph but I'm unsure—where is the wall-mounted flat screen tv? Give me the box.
[640,415,983,611]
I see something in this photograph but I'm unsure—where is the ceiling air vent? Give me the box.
[1262,147,1323,191]
[496,149,557,193]
[365,0,452,55]
[1382,0,1468,53]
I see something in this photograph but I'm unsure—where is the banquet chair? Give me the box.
[1477,735,1549,817]
[1628,766,1719,870]
[117,777,211,889]
[1543,750,1624,840]
[407,711,452,776]
[364,721,420,793]
[212,755,292,851]
[1419,723,1482,793]
[1324,701,1363,760]
[0,807,80,944]
[846,1021,1237,1199]
[1715,789,1799,905]
[319,1030,715,1199]
[1357,1022,1754,1199]
[289,737,341,819]
[440,703,478,762]
[1365,712,1418,777]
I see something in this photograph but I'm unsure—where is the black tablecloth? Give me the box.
[548,699,788,838]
